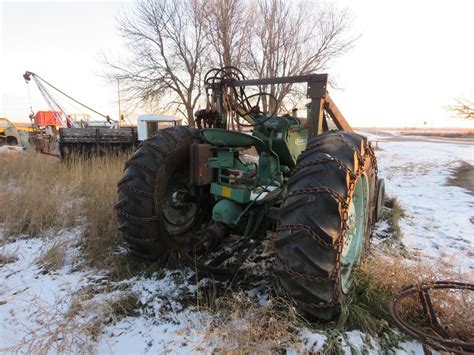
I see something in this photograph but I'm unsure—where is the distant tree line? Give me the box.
[107,0,356,126]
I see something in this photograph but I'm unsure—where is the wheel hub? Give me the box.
[163,183,199,235]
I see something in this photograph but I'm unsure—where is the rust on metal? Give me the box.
[324,95,354,133]
[190,143,213,186]
[389,280,474,354]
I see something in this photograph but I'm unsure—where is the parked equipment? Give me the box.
[0,118,21,146]
[26,111,61,155]
[59,115,180,158]
[116,67,385,320]
[23,71,109,128]
[24,70,120,157]
[23,71,181,158]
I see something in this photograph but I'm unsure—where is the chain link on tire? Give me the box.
[275,131,377,320]
[115,126,210,259]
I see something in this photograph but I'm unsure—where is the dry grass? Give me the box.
[1,288,140,354]
[36,240,68,272]
[201,293,301,352]
[0,153,80,236]
[76,155,128,270]
[1,294,95,354]
[380,197,406,243]
[67,287,140,340]
[0,250,18,266]
[0,152,139,351]
[354,251,474,341]
[0,151,130,270]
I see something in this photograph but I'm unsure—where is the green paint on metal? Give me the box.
[252,116,308,168]
[212,198,242,225]
[218,149,234,168]
[340,174,369,294]
[257,151,281,185]
[286,128,308,163]
[202,128,264,148]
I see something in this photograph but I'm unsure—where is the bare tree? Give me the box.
[245,0,357,112]
[448,98,474,120]
[108,0,207,126]
[109,0,356,123]
[203,0,254,68]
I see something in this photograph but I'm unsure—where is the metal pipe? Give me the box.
[219,73,328,87]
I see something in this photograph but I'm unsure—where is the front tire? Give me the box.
[275,131,377,320]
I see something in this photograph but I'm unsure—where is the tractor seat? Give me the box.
[201,128,264,149]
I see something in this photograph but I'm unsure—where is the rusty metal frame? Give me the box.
[215,74,353,137]
[389,281,474,354]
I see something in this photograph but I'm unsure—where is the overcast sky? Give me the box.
[1,0,473,127]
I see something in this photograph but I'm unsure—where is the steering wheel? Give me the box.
[234,92,278,127]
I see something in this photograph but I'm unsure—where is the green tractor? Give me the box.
[116,67,385,320]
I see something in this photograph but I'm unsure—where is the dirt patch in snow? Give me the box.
[446,161,474,196]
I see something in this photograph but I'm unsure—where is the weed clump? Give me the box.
[36,240,68,272]
[379,197,406,243]
[0,251,18,266]
[203,293,301,352]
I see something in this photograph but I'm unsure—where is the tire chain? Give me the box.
[125,159,161,175]
[288,187,348,208]
[118,183,155,198]
[306,134,366,169]
[116,208,159,222]
[277,177,353,310]
[116,131,197,227]
[276,255,328,282]
[291,156,357,181]
[140,139,170,156]
[123,233,157,244]
[276,224,337,249]
[278,135,378,311]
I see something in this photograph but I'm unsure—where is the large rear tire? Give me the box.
[275,131,377,320]
[115,126,210,259]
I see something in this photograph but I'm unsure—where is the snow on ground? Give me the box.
[97,272,213,353]
[0,228,94,351]
[0,146,24,155]
[367,132,474,271]
[1,132,473,353]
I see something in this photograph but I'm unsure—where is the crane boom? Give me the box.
[23,71,114,127]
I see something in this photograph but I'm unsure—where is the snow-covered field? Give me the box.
[370,133,474,271]
[1,132,473,353]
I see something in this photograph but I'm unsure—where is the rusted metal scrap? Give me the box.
[389,280,474,354]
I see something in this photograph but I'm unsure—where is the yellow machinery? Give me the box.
[0,118,21,146]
